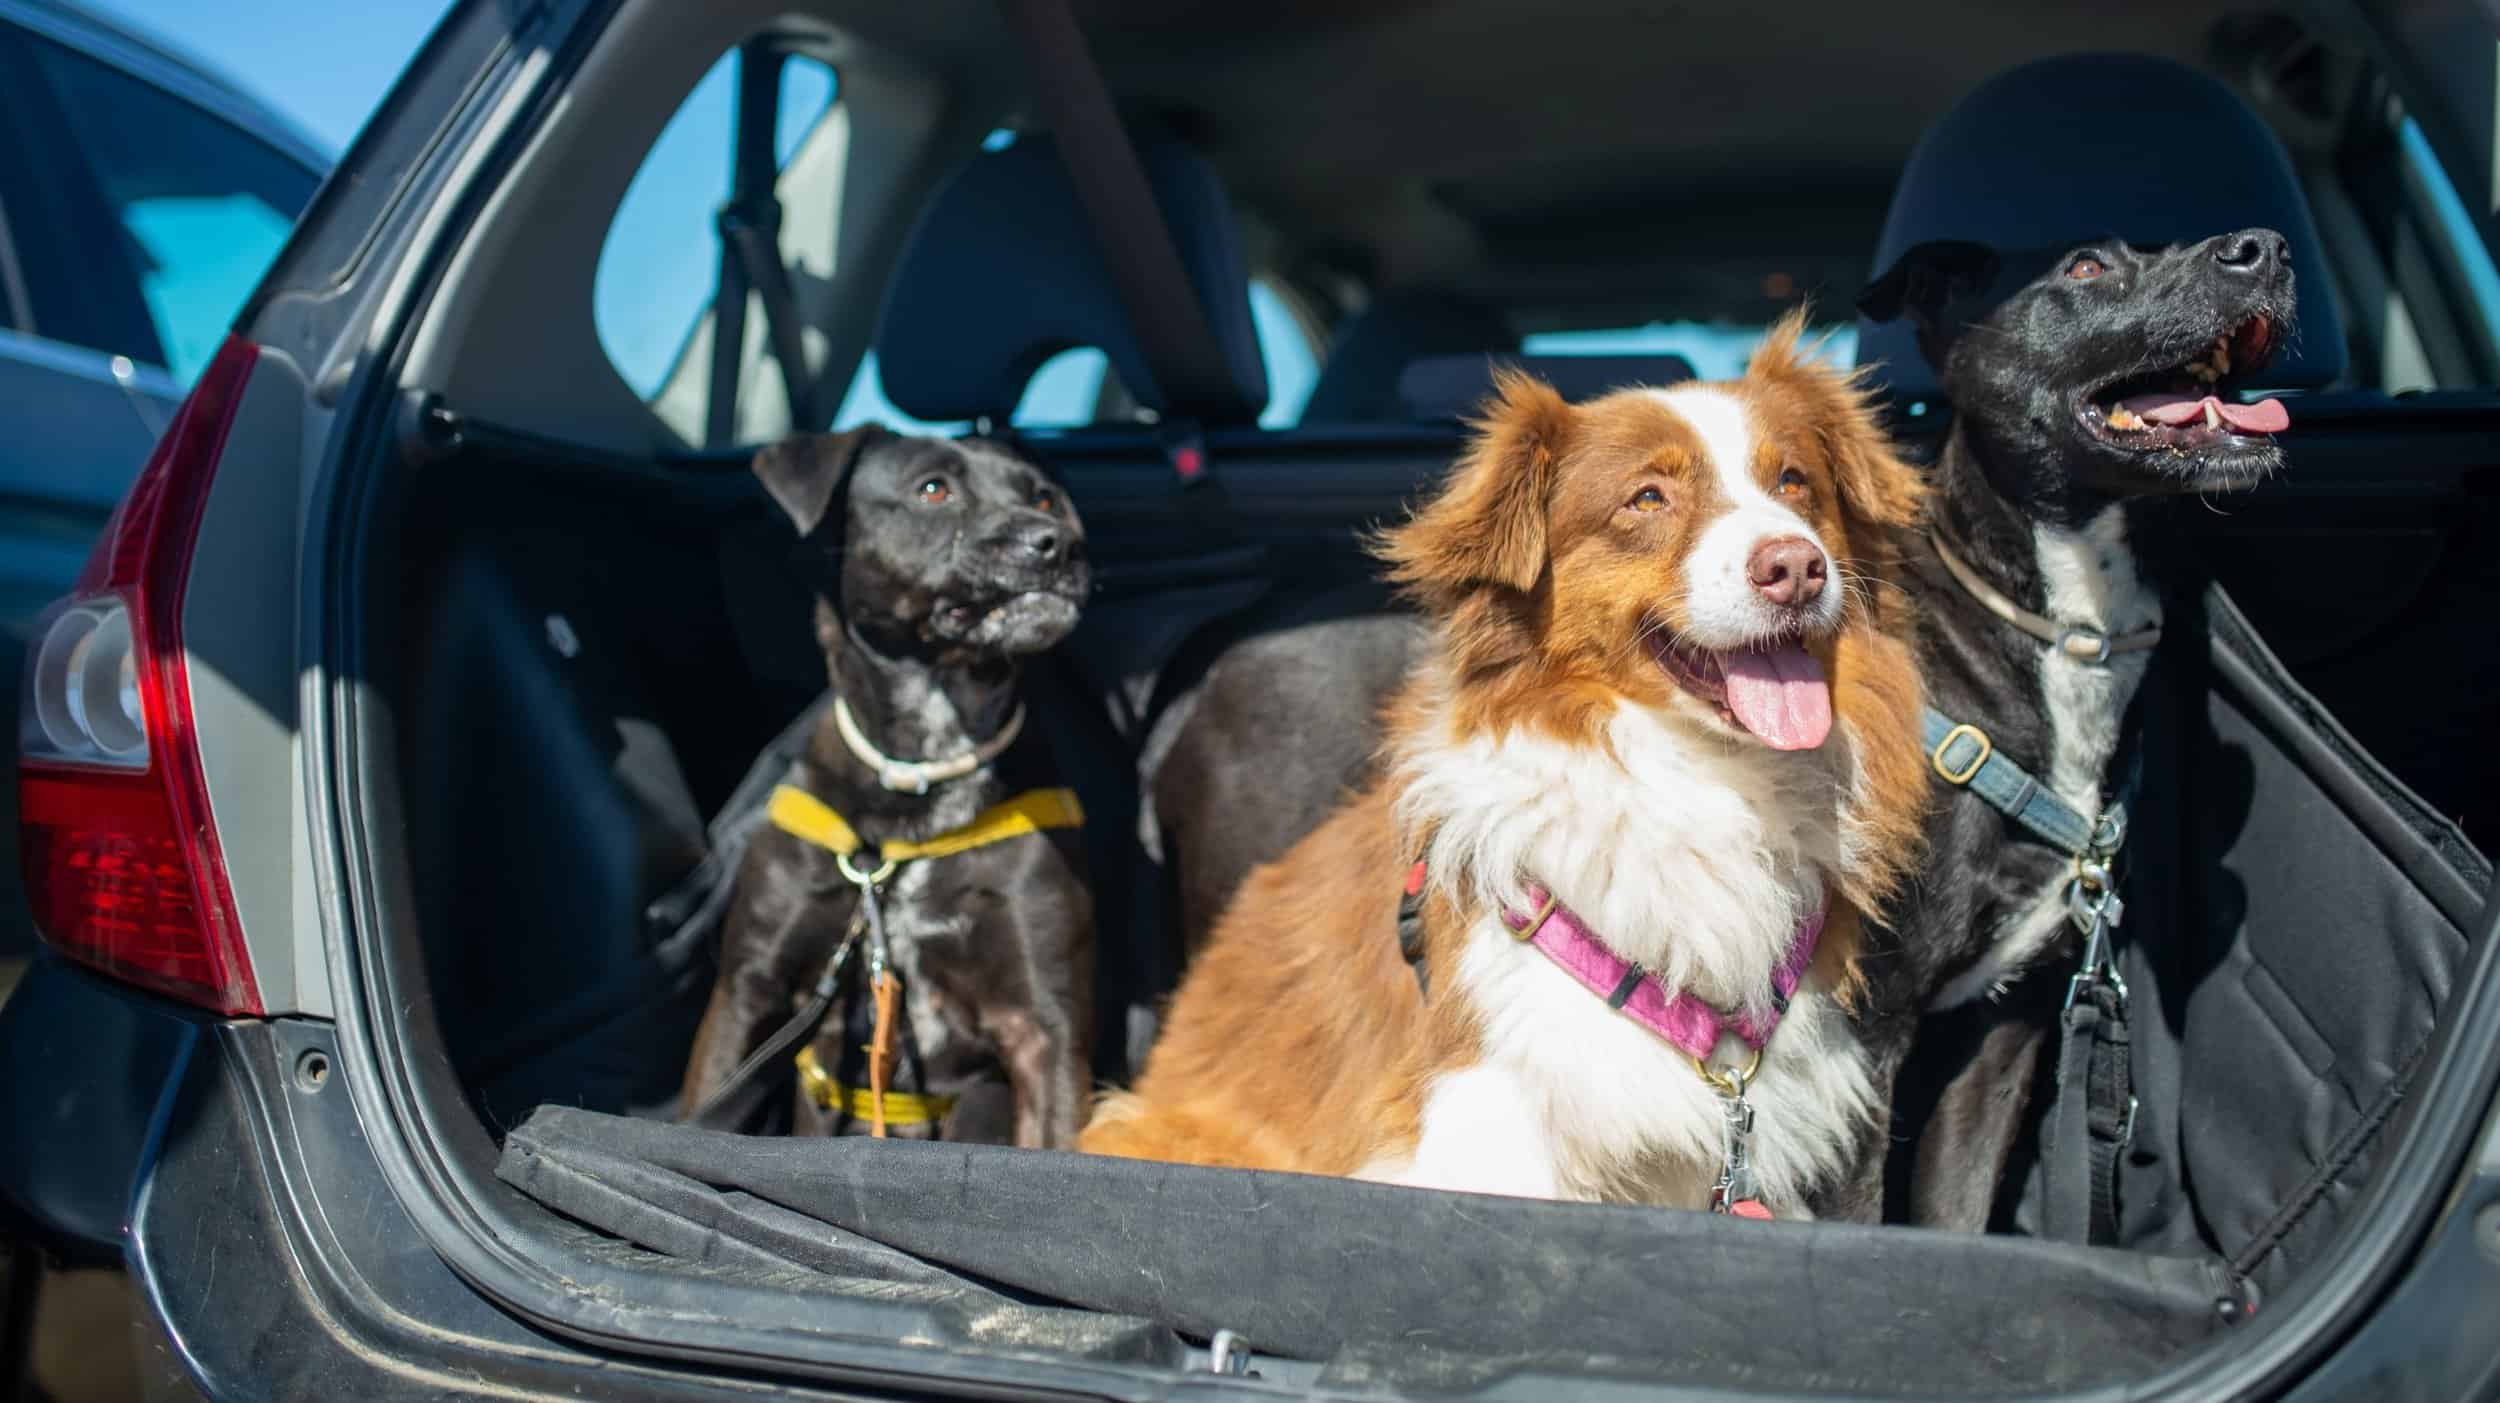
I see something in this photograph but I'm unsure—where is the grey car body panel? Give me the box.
[184,354,318,1015]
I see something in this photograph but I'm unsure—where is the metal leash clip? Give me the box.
[2063,851,2129,1014]
[1702,1056,1769,1217]
[835,845,896,973]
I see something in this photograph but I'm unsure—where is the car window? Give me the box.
[2387,115,2500,391]
[21,36,318,384]
[596,49,839,440]
[835,273,1323,434]
[1251,279,1320,427]
[1521,321,1860,379]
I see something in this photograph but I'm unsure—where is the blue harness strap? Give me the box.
[1921,707,2125,860]
[1922,704,2140,1247]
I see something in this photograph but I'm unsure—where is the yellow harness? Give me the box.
[766,783,1084,1135]
[767,785,1085,864]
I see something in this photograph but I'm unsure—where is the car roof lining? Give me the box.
[402,0,2361,452]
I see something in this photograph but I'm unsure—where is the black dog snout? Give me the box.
[2212,228,2288,276]
[1013,524,1064,563]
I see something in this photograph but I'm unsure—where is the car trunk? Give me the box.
[322,389,2497,1396]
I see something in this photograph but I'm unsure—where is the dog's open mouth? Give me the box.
[2085,314,2289,448]
[1648,628,1832,751]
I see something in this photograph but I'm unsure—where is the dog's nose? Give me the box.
[1748,536,1827,608]
[2213,228,2288,275]
[1014,525,1063,563]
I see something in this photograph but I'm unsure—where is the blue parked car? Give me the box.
[0,0,325,958]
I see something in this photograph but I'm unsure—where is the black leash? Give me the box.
[2039,866,2133,1245]
[683,916,861,1129]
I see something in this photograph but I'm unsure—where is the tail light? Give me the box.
[17,337,263,1015]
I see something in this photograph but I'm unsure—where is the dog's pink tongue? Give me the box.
[2117,391,2291,434]
[1722,643,1831,751]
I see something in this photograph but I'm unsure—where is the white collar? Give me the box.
[832,695,1025,795]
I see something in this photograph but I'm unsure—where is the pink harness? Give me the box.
[1396,862,1824,1219]
[1498,884,1828,1062]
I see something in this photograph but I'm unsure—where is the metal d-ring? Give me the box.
[837,850,897,888]
[1690,1047,1763,1098]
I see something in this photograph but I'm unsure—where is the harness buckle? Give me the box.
[2057,627,2115,665]
[1931,723,1993,786]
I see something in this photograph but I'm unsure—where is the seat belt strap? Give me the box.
[707,41,817,446]
[995,0,1245,426]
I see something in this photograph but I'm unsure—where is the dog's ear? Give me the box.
[1856,240,1999,334]
[1375,369,1574,600]
[1823,408,1926,532]
[1748,310,1925,531]
[752,425,890,537]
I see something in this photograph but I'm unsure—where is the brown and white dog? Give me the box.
[1080,317,1931,1213]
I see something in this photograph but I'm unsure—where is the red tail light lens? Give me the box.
[18,337,263,1015]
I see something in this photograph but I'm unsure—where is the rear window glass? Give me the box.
[593,49,837,431]
[1523,321,1859,379]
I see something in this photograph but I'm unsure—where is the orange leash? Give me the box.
[866,969,903,1137]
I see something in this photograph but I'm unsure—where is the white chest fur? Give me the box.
[1365,698,1878,1209]
[1932,507,2156,1008]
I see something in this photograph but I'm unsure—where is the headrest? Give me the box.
[876,129,1268,425]
[1856,53,2345,397]
[1397,353,1698,421]
[1302,290,1513,423]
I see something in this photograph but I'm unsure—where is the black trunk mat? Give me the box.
[498,1104,2233,1394]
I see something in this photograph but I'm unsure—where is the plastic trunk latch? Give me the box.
[1208,1328,1254,1376]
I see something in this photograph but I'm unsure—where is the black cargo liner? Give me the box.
[346,408,2498,1397]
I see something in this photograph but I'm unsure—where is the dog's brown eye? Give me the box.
[1033,488,1057,513]
[917,478,952,504]
[1776,467,1809,497]
[2067,256,2107,281]
[1628,486,1667,513]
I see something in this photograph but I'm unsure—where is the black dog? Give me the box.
[1843,229,2296,1230]
[679,426,1094,1148]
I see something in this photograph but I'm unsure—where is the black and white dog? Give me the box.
[1846,228,2295,1229]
